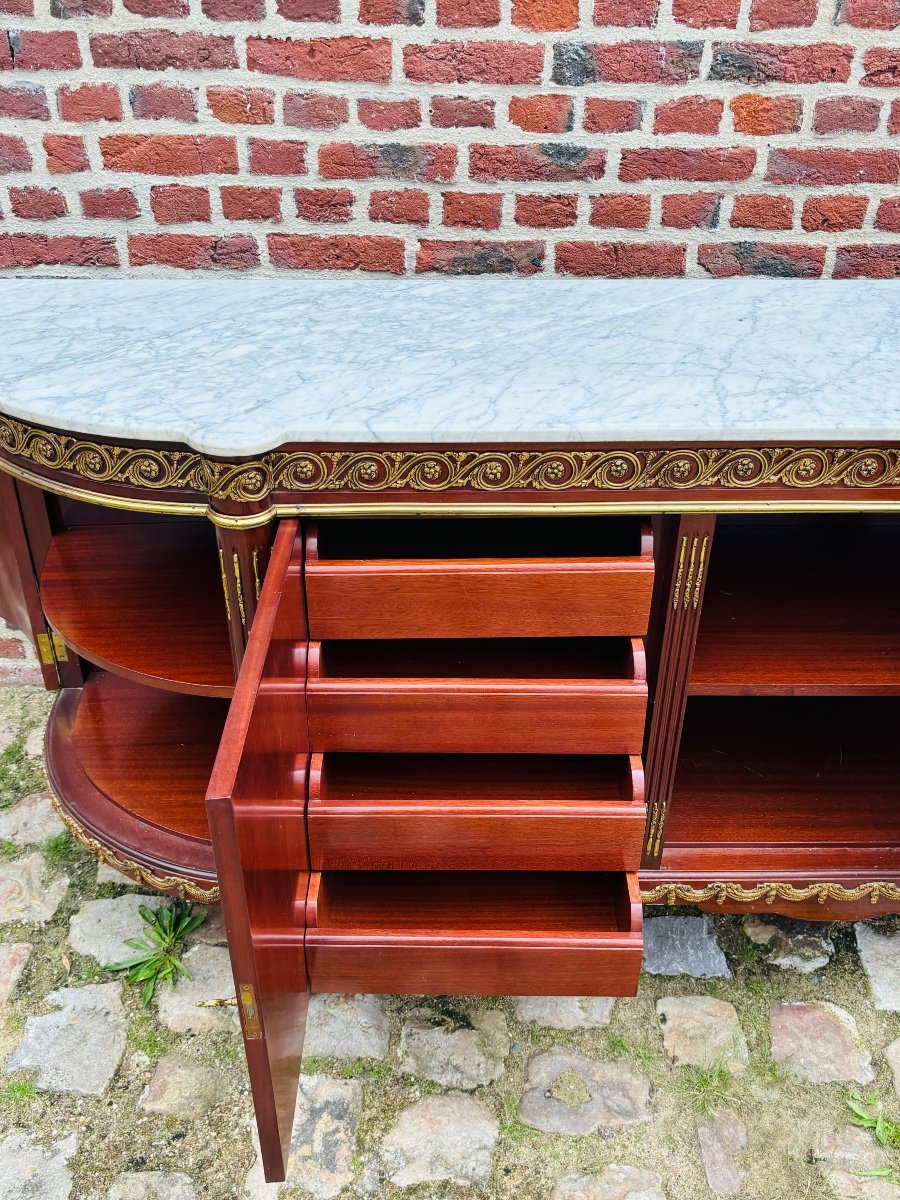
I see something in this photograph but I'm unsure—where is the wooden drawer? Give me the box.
[308,752,646,871]
[305,870,643,996]
[306,637,647,755]
[305,517,654,640]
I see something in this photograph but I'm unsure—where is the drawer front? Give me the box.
[306,684,647,755]
[305,939,643,996]
[309,808,646,871]
[305,561,654,640]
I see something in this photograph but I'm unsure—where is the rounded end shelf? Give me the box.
[41,521,235,699]
[47,671,225,902]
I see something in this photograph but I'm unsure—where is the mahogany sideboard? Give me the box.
[2,277,899,1181]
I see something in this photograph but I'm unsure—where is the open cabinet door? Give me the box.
[206,519,309,1183]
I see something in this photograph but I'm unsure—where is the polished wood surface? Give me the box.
[46,676,220,882]
[305,518,654,640]
[306,638,647,755]
[41,521,235,697]
[665,697,900,872]
[207,520,308,1185]
[305,870,643,995]
[691,516,900,696]
[308,753,645,871]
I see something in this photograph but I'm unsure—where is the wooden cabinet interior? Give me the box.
[9,488,900,1184]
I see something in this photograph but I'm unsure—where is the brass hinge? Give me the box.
[239,983,263,1040]
[36,630,68,667]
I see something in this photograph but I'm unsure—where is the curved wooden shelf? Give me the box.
[47,671,227,897]
[41,520,235,698]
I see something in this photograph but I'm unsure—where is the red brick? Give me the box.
[417,238,544,274]
[0,0,34,14]
[442,191,501,228]
[50,0,110,15]
[80,188,139,219]
[839,0,900,28]
[730,193,793,229]
[891,100,900,133]
[0,234,117,268]
[802,194,868,231]
[370,188,429,224]
[130,234,259,269]
[58,84,121,122]
[320,142,456,182]
[509,95,573,134]
[404,41,543,84]
[593,0,658,23]
[552,42,703,86]
[124,0,188,15]
[150,184,211,223]
[247,37,391,82]
[556,241,685,276]
[767,148,900,185]
[620,147,755,182]
[662,191,722,228]
[0,85,48,119]
[589,193,650,227]
[359,0,424,23]
[710,43,854,84]
[221,185,281,221]
[750,0,816,27]
[130,84,198,122]
[875,198,900,231]
[249,138,307,175]
[438,0,499,25]
[2,30,80,70]
[358,98,420,130]
[813,96,881,134]
[515,193,577,227]
[269,233,405,272]
[470,143,606,182]
[583,98,643,133]
[101,135,238,175]
[284,93,348,128]
[834,246,900,278]
[654,96,723,134]
[861,49,900,87]
[430,96,494,127]
[731,93,802,134]
[44,134,87,173]
[203,0,264,14]
[9,186,67,219]
[0,133,32,173]
[90,33,237,71]
[295,186,353,221]
[277,0,339,18]
[512,0,577,31]
[208,86,274,125]
[699,241,825,277]
[673,0,740,26]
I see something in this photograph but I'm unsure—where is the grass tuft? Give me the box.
[673,1059,734,1117]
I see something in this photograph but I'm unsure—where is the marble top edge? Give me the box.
[1,278,898,456]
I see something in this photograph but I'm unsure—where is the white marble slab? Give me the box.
[0,278,898,456]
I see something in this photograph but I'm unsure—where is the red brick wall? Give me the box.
[1,0,899,276]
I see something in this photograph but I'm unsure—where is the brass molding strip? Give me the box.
[642,881,900,906]
[50,791,220,904]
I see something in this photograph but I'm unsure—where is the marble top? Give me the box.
[0,278,898,456]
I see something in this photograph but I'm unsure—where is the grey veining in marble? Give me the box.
[0,278,898,455]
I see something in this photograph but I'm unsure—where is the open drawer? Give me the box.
[306,637,647,754]
[305,870,643,996]
[305,517,654,639]
[308,752,646,871]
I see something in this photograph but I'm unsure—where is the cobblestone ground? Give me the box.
[2,653,900,1198]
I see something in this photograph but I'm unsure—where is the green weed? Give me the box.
[108,901,206,1003]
